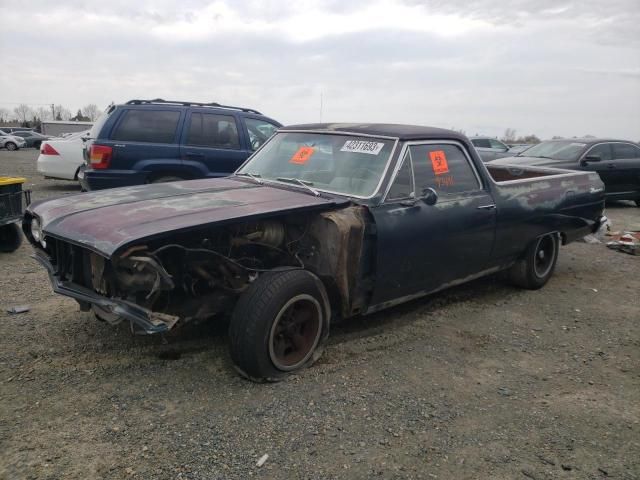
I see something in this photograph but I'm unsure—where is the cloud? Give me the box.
[0,0,638,139]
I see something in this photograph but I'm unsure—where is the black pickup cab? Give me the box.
[24,124,607,381]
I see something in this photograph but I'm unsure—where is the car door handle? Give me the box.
[185,152,204,158]
[607,164,616,169]
[477,204,496,210]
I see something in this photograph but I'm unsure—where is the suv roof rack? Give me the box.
[125,99,262,115]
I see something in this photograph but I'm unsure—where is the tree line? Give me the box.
[0,103,101,128]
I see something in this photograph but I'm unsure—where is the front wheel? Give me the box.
[0,223,23,253]
[5,142,17,151]
[508,233,559,290]
[228,269,330,382]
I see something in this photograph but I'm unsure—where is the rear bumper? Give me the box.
[34,250,170,334]
[82,169,148,191]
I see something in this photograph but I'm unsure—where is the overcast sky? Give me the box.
[1,0,639,139]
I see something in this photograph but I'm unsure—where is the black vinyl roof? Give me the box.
[279,123,468,141]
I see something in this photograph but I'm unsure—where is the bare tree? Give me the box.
[35,107,51,121]
[14,104,34,124]
[502,128,517,143]
[54,105,72,121]
[82,104,100,121]
[0,107,9,122]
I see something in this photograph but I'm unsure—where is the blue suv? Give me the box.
[79,99,281,190]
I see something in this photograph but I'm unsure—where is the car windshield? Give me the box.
[236,132,395,197]
[519,141,587,160]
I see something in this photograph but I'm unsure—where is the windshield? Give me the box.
[519,141,587,161]
[236,132,395,197]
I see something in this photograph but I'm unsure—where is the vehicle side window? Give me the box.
[386,151,414,200]
[472,139,491,148]
[410,143,480,195]
[245,118,279,151]
[613,143,640,159]
[187,113,240,149]
[585,143,613,161]
[489,139,507,150]
[112,110,180,143]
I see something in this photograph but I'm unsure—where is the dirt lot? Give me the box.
[1,148,639,480]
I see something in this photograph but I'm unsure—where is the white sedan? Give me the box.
[37,130,89,180]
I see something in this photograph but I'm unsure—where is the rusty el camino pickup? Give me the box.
[24,124,607,381]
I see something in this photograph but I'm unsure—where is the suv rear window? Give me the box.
[111,109,180,143]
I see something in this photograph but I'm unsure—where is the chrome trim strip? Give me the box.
[485,164,601,186]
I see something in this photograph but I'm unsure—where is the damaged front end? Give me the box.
[32,204,371,335]
[36,220,304,334]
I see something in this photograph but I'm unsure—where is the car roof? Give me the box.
[279,123,467,141]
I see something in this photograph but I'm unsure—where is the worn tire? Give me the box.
[5,142,17,151]
[150,175,185,184]
[508,233,559,290]
[0,224,23,253]
[228,269,330,382]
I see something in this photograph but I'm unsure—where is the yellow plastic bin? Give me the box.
[0,177,31,252]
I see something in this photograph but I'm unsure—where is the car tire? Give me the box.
[228,269,330,382]
[150,176,186,184]
[508,233,559,290]
[635,200,640,208]
[5,142,17,151]
[0,224,23,253]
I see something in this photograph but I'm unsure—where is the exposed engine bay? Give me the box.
[87,206,369,331]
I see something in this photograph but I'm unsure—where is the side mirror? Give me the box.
[584,154,601,163]
[420,187,438,206]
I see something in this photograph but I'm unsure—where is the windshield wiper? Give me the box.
[276,177,320,197]
[235,172,263,184]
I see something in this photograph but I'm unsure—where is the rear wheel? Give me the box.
[635,200,640,207]
[0,224,23,253]
[508,233,559,290]
[228,269,329,382]
[5,142,17,151]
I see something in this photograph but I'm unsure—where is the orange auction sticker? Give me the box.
[289,146,315,165]
[429,150,449,175]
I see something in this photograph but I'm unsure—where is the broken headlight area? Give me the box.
[96,220,307,331]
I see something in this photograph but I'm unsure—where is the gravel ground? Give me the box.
[1,148,639,480]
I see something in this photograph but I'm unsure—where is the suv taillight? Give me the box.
[41,143,59,155]
[89,144,112,169]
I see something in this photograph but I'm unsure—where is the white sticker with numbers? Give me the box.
[340,140,385,155]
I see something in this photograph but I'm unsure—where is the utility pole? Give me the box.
[50,104,55,119]
[319,91,323,123]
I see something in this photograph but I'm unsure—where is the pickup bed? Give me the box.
[24,123,607,381]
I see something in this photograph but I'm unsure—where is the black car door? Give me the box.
[369,141,496,306]
[610,143,640,195]
[579,143,617,190]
